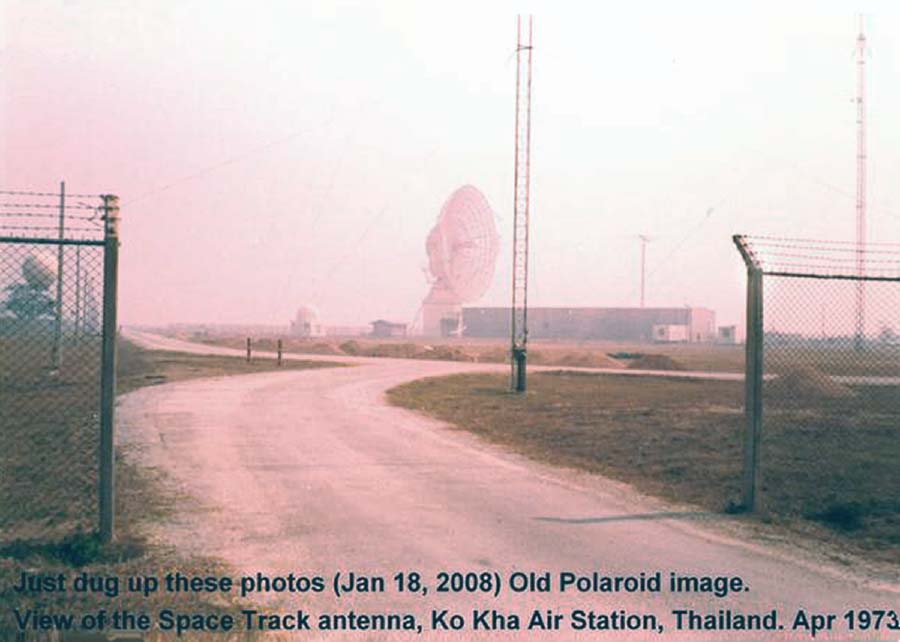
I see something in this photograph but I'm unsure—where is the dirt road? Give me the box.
[117,332,897,641]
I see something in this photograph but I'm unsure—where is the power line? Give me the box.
[306,145,440,304]
[122,115,335,207]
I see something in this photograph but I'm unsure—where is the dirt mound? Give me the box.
[418,345,476,362]
[367,343,420,358]
[339,340,361,355]
[339,341,426,359]
[473,347,509,363]
[547,351,624,369]
[768,365,854,400]
[626,354,686,371]
[292,341,342,355]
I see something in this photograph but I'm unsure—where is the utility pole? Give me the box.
[51,181,65,371]
[854,16,867,350]
[639,235,650,308]
[510,15,533,393]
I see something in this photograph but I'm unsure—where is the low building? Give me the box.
[717,325,737,344]
[652,324,689,343]
[462,307,716,343]
[371,320,408,338]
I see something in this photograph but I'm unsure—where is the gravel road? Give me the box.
[117,331,897,641]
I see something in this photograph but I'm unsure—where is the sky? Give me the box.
[2,1,899,330]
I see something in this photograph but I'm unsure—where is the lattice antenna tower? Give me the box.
[510,15,533,392]
[854,16,867,349]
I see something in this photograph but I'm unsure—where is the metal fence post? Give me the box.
[99,194,120,543]
[51,181,65,370]
[277,339,283,366]
[733,235,765,512]
[731,234,900,525]
[74,246,82,338]
[742,266,764,511]
[246,337,252,362]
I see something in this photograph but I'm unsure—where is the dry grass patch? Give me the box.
[117,339,344,394]
[388,371,899,567]
[185,332,748,370]
[0,338,343,637]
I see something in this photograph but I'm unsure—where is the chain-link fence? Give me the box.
[734,236,900,538]
[0,186,119,544]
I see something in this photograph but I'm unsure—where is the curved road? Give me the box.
[118,332,897,641]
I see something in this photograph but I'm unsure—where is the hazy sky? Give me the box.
[2,1,898,329]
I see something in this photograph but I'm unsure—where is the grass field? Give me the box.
[1,335,105,542]
[116,338,345,394]
[388,371,900,568]
[175,331,748,372]
[170,330,900,379]
[0,336,343,638]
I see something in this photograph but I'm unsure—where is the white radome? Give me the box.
[292,305,324,337]
[22,254,56,290]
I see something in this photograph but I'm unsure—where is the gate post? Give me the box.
[99,194,120,543]
[743,267,764,511]
[734,235,763,512]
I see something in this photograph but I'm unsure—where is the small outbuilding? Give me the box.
[717,325,737,344]
[370,320,407,338]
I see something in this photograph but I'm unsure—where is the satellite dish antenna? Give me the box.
[421,185,499,336]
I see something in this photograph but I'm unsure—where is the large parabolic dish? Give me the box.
[421,185,499,335]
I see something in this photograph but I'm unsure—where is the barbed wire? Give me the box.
[747,234,900,247]
[0,224,104,233]
[0,202,99,210]
[740,235,900,279]
[759,250,900,264]
[745,240,900,255]
[0,189,107,242]
[763,263,900,274]
[0,189,101,199]
[0,212,102,221]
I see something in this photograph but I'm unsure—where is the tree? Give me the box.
[878,324,897,345]
[3,283,56,320]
